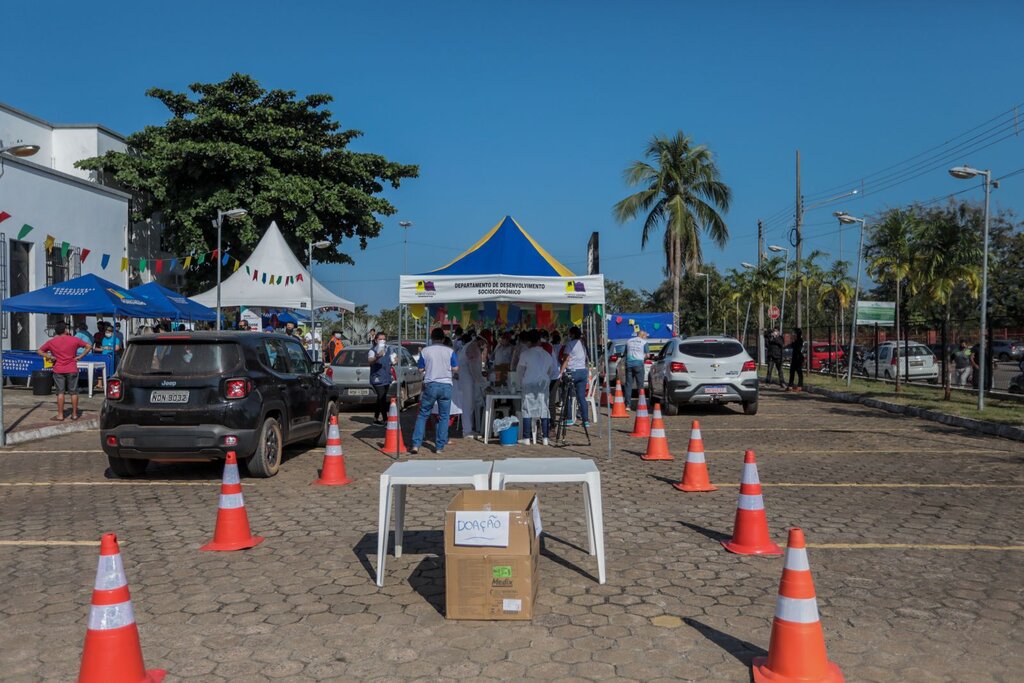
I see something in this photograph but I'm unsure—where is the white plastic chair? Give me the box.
[490,457,606,584]
[376,459,492,586]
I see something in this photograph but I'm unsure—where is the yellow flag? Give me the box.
[570,304,584,325]
[120,257,128,272]
[232,259,240,272]
[44,235,55,251]
[410,303,425,320]
[184,255,192,269]
[461,308,472,328]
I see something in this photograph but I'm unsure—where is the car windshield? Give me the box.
[121,341,243,376]
[333,349,370,367]
[678,341,745,358]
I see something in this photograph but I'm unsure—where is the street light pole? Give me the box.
[696,273,709,335]
[834,213,866,387]
[949,166,992,411]
[0,140,40,447]
[399,221,412,341]
[741,262,756,347]
[768,245,790,335]
[308,239,332,359]
[213,208,247,330]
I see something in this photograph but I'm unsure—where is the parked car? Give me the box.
[647,335,759,415]
[862,342,939,382]
[101,331,341,478]
[401,341,426,363]
[991,339,1024,362]
[330,344,424,407]
[613,339,669,394]
[805,342,845,371]
[1008,359,1024,394]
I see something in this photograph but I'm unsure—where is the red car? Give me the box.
[805,342,845,370]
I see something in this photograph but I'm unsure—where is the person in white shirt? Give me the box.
[516,330,554,445]
[558,326,590,427]
[411,328,459,454]
[492,332,514,384]
[623,330,649,410]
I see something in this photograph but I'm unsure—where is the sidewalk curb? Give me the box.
[4,418,100,445]
[805,386,1024,442]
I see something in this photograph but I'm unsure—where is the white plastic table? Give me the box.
[376,459,492,586]
[490,457,606,584]
[482,392,522,443]
[77,361,108,398]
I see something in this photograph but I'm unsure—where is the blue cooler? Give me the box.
[499,425,519,446]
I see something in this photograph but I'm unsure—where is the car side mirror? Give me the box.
[311,361,326,375]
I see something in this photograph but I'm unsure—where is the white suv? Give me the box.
[864,342,939,382]
[647,336,759,415]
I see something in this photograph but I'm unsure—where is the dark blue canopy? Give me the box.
[129,282,217,321]
[421,216,575,277]
[1,274,174,318]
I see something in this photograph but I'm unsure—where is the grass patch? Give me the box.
[800,373,1024,427]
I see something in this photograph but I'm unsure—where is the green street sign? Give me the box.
[855,301,895,327]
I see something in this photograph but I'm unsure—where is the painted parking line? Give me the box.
[0,481,223,487]
[0,540,100,547]
[0,449,104,454]
[808,543,1024,551]
[710,482,1023,489]
[700,449,1014,455]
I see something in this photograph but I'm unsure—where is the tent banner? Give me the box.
[400,274,604,304]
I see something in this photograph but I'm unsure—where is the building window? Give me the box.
[45,247,71,330]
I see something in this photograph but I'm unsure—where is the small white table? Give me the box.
[77,361,108,398]
[482,393,522,443]
[376,459,492,586]
[491,457,606,584]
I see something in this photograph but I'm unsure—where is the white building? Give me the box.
[0,102,173,350]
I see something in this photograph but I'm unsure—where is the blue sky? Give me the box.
[4,1,1023,312]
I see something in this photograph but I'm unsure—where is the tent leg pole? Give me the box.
[396,304,402,458]
[604,310,611,460]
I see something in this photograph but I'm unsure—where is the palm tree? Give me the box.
[915,206,982,399]
[613,132,731,332]
[818,261,854,376]
[865,209,916,392]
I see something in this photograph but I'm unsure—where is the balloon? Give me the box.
[615,316,623,324]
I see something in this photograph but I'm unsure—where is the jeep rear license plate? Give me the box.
[150,390,189,404]
[348,388,370,396]
[704,385,727,394]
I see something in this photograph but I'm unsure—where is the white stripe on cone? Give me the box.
[222,464,241,486]
[774,595,820,624]
[325,444,342,455]
[650,429,666,438]
[219,493,245,509]
[692,429,702,440]
[88,600,136,630]
[737,493,765,510]
[686,451,706,464]
[741,463,760,484]
[93,554,127,590]
[784,547,810,571]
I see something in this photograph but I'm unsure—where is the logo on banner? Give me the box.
[105,288,146,306]
[415,280,437,298]
[564,280,587,299]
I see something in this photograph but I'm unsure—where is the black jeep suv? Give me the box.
[101,331,340,478]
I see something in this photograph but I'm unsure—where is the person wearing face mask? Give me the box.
[326,330,345,365]
[367,332,395,425]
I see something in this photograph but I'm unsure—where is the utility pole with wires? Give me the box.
[757,219,765,365]
[793,150,803,329]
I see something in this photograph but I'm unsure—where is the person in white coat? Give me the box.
[456,333,485,437]
[516,329,555,445]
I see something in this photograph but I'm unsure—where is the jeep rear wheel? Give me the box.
[661,385,679,416]
[743,400,759,416]
[107,456,148,477]
[247,417,282,478]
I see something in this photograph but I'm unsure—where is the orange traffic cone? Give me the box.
[641,403,674,461]
[77,533,166,683]
[380,398,408,455]
[628,388,651,438]
[673,420,717,492]
[315,415,352,486]
[721,450,781,555]
[610,380,629,418]
[599,382,610,407]
[201,452,264,552]
[752,528,845,683]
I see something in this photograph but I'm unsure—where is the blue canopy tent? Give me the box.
[2,274,175,318]
[398,215,610,457]
[129,282,217,321]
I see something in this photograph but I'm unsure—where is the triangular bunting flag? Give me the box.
[44,235,55,251]
[0,211,10,224]
[60,242,70,260]
[184,255,192,269]
[198,253,206,265]
[155,259,163,274]
[233,259,240,272]
[100,253,110,270]
[296,273,303,282]
[170,258,178,271]
[276,275,283,285]
[81,248,91,263]
[262,273,267,283]
[221,253,229,266]
[120,257,128,272]
[245,265,251,275]
[211,248,219,260]
[17,223,32,239]
[139,257,147,272]
[252,269,259,281]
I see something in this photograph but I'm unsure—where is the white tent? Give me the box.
[193,221,354,312]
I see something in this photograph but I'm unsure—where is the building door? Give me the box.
[9,240,31,350]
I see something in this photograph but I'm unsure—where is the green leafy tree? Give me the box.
[818,261,854,362]
[374,306,401,338]
[865,209,917,392]
[77,74,418,289]
[605,279,652,313]
[613,132,731,333]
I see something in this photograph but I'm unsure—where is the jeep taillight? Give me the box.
[325,366,333,379]
[225,378,253,399]
[106,379,122,400]
[742,360,757,372]
[670,362,688,373]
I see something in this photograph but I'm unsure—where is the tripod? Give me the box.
[553,372,591,446]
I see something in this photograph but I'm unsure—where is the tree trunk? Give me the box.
[943,302,951,401]
[894,278,901,394]
[671,231,680,336]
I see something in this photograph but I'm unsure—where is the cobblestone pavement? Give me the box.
[1,390,1022,682]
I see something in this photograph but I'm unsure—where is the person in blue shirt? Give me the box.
[74,322,94,347]
[367,332,395,425]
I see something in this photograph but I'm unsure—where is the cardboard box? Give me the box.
[444,490,541,620]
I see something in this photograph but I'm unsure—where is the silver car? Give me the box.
[647,336,759,415]
[863,342,938,382]
[330,344,423,407]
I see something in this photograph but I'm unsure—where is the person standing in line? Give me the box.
[953,340,971,387]
[623,329,649,409]
[325,330,345,365]
[765,328,787,389]
[517,330,554,445]
[559,326,590,427]
[970,336,994,391]
[38,322,91,421]
[411,328,459,454]
[74,322,94,347]
[367,331,395,426]
[113,322,125,348]
[787,328,804,392]
[492,332,514,384]
[452,326,465,353]
[367,328,377,345]
[456,333,485,438]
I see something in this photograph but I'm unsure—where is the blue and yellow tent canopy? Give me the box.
[422,215,575,277]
